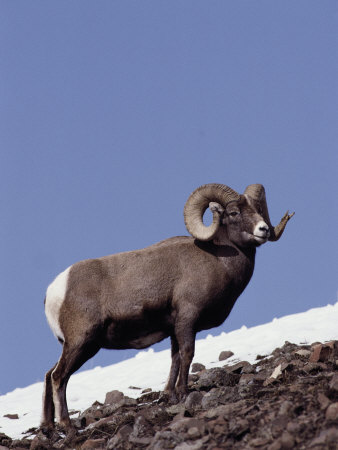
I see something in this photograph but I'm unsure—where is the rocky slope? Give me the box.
[1,341,338,450]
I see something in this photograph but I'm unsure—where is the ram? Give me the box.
[42,183,294,430]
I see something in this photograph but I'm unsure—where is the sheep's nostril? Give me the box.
[259,226,269,235]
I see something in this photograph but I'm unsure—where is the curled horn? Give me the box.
[184,183,241,241]
[244,184,294,241]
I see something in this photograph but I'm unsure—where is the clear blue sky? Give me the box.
[1,1,337,395]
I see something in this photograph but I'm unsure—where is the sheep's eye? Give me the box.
[229,211,239,217]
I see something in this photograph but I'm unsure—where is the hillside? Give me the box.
[0,303,337,449]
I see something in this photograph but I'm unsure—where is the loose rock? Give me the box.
[191,362,206,373]
[219,350,234,361]
[5,340,338,450]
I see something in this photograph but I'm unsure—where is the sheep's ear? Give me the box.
[209,202,224,215]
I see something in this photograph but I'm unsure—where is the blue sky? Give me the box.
[1,1,337,395]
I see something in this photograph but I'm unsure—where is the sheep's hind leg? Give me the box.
[164,335,180,403]
[41,364,57,431]
[51,339,100,431]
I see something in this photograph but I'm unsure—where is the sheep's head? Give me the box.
[184,183,294,247]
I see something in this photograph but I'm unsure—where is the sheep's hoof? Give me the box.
[176,388,189,403]
[168,391,179,404]
[37,425,65,446]
[40,422,55,437]
[158,391,170,404]
[58,421,77,436]
[65,426,77,439]
[161,390,180,404]
[52,425,77,449]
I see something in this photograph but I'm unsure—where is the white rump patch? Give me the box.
[45,266,71,342]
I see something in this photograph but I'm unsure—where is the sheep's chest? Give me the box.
[195,249,255,332]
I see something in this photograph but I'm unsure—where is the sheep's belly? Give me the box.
[102,330,169,350]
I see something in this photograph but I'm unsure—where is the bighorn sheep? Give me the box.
[42,183,294,430]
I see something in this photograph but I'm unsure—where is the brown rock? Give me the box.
[278,400,293,416]
[141,387,152,393]
[118,423,134,439]
[85,414,117,430]
[256,354,268,360]
[267,440,282,450]
[104,389,124,404]
[200,388,225,409]
[9,445,29,450]
[197,367,239,388]
[129,436,152,445]
[309,342,334,363]
[271,416,288,439]
[325,402,338,421]
[229,418,250,439]
[328,373,338,394]
[78,404,104,426]
[166,403,185,415]
[263,377,277,387]
[309,344,322,363]
[209,417,229,436]
[188,373,199,384]
[249,437,271,447]
[280,430,295,449]
[219,350,234,361]
[106,424,134,449]
[317,392,330,410]
[3,414,19,420]
[28,433,49,450]
[226,361,251,374]
[322,427,338,444]
[185,391,204,410]
[294,349,311,358]
[303,362,327,373]
[191,362,206,372]
[138,390,160,404]
[309,427,338,447]
[187,426,201,439]
[326,340,338,353]
[239,373,255,385]
[151,430,182,449]
[131,414,152,438]
[286,421,302,434]
[106,435,121,449]
[81,438,106,449]
[254,369,269,382]
[203,405,225,419]
[142,404,171,425]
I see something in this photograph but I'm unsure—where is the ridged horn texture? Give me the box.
[244,184,295,241]
[184,183,241,241]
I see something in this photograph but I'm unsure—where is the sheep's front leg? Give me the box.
[175,322,196,401]
[165,336,180,403]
